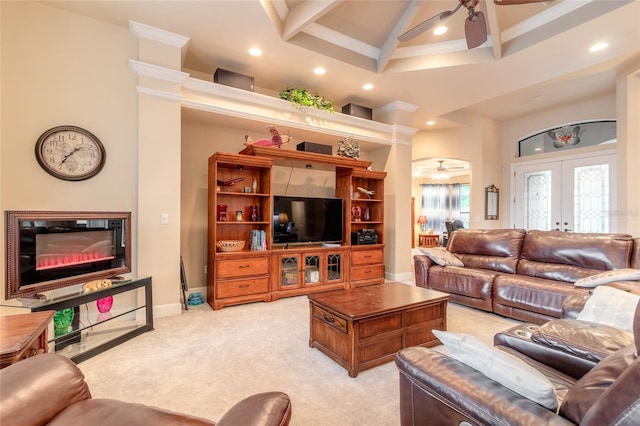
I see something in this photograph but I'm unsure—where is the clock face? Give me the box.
[35,125,106,181]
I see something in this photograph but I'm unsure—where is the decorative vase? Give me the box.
[363,207,371,221]
[217,204,227,221]
[250,205,259,221]
[96,295,114,313]
[53,308,74,337]
[351,206,362,221]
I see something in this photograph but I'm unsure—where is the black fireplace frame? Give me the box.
[5,210,132,299]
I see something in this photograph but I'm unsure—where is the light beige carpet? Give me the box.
[78,292,519,425]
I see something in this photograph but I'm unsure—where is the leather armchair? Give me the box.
[395,302,640,425]
[0,353,292,426]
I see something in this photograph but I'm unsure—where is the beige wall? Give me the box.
[1,2,138,302]
[412,116,503,230]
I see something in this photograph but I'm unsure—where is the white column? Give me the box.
[130,22,190,316]
[373,102,417,282]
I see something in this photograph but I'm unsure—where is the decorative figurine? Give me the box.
[244,125,292,148]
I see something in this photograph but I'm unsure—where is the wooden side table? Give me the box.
[419,234,440,248]
[0,310,55,369]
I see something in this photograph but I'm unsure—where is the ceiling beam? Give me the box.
[377,0,424,73]
[282,0,343,41]
[484,0,503,59]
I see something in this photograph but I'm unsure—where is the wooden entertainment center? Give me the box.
[207,145,387,310]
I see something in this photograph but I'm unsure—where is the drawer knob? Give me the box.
[239,264,250,269]
[239,284,250,288]
[323,313,335,323]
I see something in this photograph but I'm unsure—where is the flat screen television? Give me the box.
[273,196,343,245]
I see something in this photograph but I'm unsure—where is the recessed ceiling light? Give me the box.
[433,26,447,36]
[313,67,326,75]
[248,47,262,56]
[589,42,608,52]
[362,83,373,90]
[426,121,435,126]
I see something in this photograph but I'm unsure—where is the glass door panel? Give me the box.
[514,162,561,231]
[514,152,616,232]
[280,256,300,288]
[303,255,321,285]
[326,253,343,282]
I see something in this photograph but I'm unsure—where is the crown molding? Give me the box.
[136,86,183,102]
[376,101,419,116]
[129,60,190,83]
[129,20,190,48]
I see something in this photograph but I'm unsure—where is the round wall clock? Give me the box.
[35,125,106,181]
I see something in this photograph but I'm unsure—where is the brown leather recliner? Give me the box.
[395,302,640,425]
[0,353,292,426]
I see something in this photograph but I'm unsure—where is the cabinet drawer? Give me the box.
[351,249,383,266]
[350,264,384,281]
[216,277,269,299]
[216,257,269,279]
[312,305,348,334]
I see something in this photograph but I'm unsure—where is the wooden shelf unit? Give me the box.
[207,148,387,310]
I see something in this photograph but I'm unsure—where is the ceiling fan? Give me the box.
[426,160,466,179]
[398,0,552,49]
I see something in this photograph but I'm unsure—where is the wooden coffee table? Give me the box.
[308,282,449,377]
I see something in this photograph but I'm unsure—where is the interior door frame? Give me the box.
[510,149,617,231]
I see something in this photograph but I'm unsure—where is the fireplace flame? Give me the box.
[36,253,115,271]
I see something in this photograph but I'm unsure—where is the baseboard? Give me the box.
[153,302,182,318]
[386,270,414,284]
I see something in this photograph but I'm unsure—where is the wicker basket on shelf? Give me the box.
[216,240,245,252]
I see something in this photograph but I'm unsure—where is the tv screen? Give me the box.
[273,196,343,245]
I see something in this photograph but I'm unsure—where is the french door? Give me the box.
[512,151,616,232]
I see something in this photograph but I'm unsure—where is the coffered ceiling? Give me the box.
[47,0,639,131]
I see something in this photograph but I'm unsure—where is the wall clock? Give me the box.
[35,125,106,181]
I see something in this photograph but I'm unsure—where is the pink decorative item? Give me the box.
[96,295,114,313]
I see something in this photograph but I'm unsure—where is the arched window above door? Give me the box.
[518,120,616,157]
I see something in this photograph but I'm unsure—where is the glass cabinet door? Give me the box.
[303,255,321,285]
[280,256,300,288]
[326,252,344,283]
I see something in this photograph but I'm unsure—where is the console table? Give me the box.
[1,277,153,363]
[419,234,440,248]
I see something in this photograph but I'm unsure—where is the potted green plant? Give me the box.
[279,87,335,112]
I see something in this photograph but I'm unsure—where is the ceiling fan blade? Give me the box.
[465,10,487,49]
[398,1,463,42]
[494,0,551,5]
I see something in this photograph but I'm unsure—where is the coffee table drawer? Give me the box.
[312,305,347,334]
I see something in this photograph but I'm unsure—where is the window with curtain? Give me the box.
[421,183,469,233]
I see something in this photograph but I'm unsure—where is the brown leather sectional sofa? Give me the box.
[395,301,640,425]
[414,229,640,324]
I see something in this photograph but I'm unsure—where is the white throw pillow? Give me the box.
[433,330,558,411]
[574,268,640,288]
[577,286,640,332]
[418,247,463,267]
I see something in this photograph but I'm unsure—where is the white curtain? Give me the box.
[421,184,462,234]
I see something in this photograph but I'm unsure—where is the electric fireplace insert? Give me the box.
[5,211,131,299]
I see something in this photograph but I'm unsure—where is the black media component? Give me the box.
[351,229,379,245]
